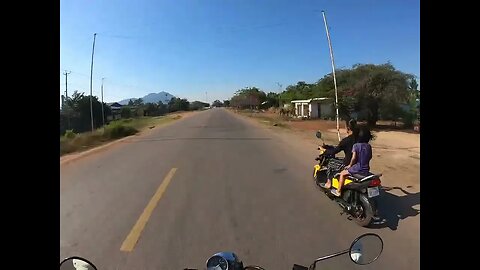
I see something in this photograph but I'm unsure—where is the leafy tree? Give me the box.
[168,97,190,112]
[120,107,132,118]
[230,87,267,109]
[133,98,144,106]
[266,92,280,107]
[212,100,223,107]
[60,91,112,134]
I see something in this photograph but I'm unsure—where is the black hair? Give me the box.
[357,126,373,143]
[347,119,360,141]
[347,119,357,130]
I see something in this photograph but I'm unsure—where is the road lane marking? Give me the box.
[120,167,178,252]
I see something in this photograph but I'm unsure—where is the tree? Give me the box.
[128,99,134,106]
[212,100,223,107]
[266,92,279,107]
[329,63,413,126]
[230,87,267,109]
[157,101,168,115]
[144,103,163,116]
[133,98,144,106]
[121,107,132,118]
[60,91,112,134]
[223,100,230,107]
[64,90,84,109]
[168,97,190,112]
[279,81,317,103]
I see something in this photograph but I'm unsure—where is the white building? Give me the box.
[290,98,334,119]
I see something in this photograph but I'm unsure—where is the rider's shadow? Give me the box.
[371,186,420,230]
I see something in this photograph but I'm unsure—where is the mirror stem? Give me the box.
[314,249,349,263]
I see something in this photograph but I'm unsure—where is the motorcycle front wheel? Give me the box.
[313,168,327,186]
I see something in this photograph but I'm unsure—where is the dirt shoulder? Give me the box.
[229,109,420,191]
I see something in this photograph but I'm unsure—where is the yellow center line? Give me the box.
[120,167,178,252]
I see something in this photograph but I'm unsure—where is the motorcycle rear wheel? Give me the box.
[351,193,374,227]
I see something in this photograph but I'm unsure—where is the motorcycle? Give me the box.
[312,131,383,227]
[59,233,383,270]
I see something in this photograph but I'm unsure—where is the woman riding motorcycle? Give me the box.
[319,119,359,189]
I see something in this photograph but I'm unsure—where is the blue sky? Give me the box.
[60,0,419,103]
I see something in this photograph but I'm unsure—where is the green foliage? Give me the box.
[64,129,76,139]
[103,122,138,139]
[230,87,267,108]
[60,90,112,135]
[168,97,190,112]
[121,107,132,118]
[212,100,223,107]
[274,63,416,126]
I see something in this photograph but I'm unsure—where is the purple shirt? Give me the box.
[349,143,372,174]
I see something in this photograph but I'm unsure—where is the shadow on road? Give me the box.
[371,186,420,230]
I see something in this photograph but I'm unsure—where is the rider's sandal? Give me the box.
[319,183,331,189]
[331,189,341,197]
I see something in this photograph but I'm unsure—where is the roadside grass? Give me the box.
[233,109,290,129]
[60,114,181,156]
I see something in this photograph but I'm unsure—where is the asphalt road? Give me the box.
[60,108,419,270]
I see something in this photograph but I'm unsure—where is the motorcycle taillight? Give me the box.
[369,178,381,187]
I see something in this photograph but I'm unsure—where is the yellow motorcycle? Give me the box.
[313,131,383,227]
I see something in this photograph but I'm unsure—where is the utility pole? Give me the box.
[101,77,105,127]
[89,33,97,132]
[321,11,341,142]
[276,82,283,107]
[63,70,71,129]
[63,71,71,100]
[205,91,208,105]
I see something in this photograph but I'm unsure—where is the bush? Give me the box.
[402,111,417,128]
[103,123,138,139]
[121,107,132,118]
[118,118,133,124]
[60,131,105,156]
[64,129,76,139]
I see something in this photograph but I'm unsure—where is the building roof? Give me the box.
[291,97,331,103]
[107,102,123,107]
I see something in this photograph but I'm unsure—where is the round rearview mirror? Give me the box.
[349,233,383,265]
[60,257,97,270]
[315,131,322,139]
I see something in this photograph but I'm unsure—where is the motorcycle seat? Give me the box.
[350,173,383,182]
[351,172,373,179]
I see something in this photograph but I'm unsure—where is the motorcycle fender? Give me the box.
[332,178,353,189]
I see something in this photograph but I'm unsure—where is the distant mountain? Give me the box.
[118,91,176,105]
[118,97,137,105]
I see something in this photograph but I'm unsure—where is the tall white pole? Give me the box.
[101,77,105,127]
[89,33,97,132]
[321,11,341,142]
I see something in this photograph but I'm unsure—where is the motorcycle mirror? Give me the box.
[60,256,97,270]
[349,233,383,265]
[315,131,322,139]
